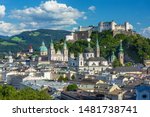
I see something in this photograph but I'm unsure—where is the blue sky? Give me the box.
[0,0,150,37]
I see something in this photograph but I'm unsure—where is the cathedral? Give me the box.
[39,40,68,62]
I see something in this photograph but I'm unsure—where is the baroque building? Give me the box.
[69,38,109,73]
[38,40,68,64]
[49,40,68,62]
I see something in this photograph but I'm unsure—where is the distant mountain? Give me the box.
[0,35,10,40]
[0,29,71,52]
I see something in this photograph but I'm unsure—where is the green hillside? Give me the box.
[54,30,150,63]
[0,29,71,52]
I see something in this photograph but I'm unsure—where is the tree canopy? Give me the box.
[0,85,52,100]
[67,84,78,91]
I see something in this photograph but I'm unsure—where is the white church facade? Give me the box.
[39,40,68,62]
[68,38,109,73]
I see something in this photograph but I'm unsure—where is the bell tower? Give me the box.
[63,40,68,62]
[118,40,124,66]
[49,39,55,61]
[95,35,100,57]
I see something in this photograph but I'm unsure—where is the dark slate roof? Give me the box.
[87,57,106,61]
[109,66,141,73]
[84,47,94,53]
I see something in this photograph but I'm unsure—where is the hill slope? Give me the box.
[0,29,70,52]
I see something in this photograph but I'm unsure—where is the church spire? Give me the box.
[95,33,100,57]
[50,39,54,49]
[42,41,45,46]
[64,40,67,50]
[119,40,124,53]
[111,51,116,63]
[118,40,124,66]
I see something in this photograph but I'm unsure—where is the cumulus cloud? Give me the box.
[88,6,96,12]
[10,0,85,30]
[0,21,26,36]
[0,5,5,18]
[141,27,150,38]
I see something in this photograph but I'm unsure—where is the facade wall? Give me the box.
[98,21,132,32]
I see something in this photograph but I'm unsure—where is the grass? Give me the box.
[29,32,40,36]
[11,37,25,43]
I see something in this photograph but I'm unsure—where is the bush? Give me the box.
[67,84,78,91]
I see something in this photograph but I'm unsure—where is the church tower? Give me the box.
[49,39,55,61]
[95,38,100,57]
[118,40,124,66]
[8,51,13,63]
[29,45,33,53]
[110,51,116,63]
[77,53,84,67]
[63,40,68,62]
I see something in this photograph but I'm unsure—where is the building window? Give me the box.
[142,94,147,99]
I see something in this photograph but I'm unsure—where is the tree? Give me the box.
[125,62,132,67]
[71,75,75,80]
[58,76,69,82]
[58,76,64,82]
[67,84,78,91]
[112,59,122,68]
[0,85,52,100]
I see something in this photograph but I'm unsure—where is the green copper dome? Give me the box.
[84,42,94,53]
[40,41,48,52]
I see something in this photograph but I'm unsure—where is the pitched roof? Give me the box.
[88,57,106,61]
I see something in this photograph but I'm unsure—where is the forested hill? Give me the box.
[0,29,70,52]
[61,30,150,63]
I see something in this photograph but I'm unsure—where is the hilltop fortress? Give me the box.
[66,21,136,41]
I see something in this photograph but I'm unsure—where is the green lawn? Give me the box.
[11,37,25,42]
[29,32,40,36]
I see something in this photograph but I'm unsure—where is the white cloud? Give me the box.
[137,22,141,25]
[10,0,85,30]
[83,16,87,20]
[0,5,5,18]
[0,21,26,36]
[141,27,150,38]
[88,6,96,12]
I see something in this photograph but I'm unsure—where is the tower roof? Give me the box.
[111,51,116,61]
[119,40,124,53]
[96,38,99,48]
[50,39,54,48]
[29,45,33,49]
[84,41,94,53]
[63,40,67,49]
[40,41,48,52]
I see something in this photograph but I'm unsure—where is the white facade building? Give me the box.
[66,32,75,41]
[49,40,68,62]
[69,39,109,74]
